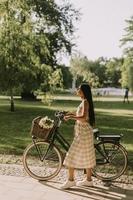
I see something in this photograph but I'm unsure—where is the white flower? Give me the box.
[39,116,54,129]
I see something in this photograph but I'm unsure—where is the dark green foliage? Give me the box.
[59,65,73,89]
[120,16,133,91]
[0,0,79,108]
[70,55,123,88]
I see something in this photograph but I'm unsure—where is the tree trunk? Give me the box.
[72,76,77,92]
[10,88,15,112]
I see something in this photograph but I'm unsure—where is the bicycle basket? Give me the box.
[30,116,53,140]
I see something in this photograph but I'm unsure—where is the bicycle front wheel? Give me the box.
[23,141,63,180]
[93,141,128,181]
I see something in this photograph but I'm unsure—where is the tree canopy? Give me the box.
[0,0,79,110]
[70,54,124,89]
[120,15,133,91]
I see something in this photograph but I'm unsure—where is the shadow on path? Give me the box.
[40,179,133,200]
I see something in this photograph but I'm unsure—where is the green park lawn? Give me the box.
[0,95,133,172]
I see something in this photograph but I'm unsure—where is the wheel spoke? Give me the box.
[23,141,62,180]
[93,142,127,181]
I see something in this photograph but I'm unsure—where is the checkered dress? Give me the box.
[63,101,96,169]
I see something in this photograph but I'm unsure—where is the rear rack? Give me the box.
[93,129,123,142]
[98,134,121,142]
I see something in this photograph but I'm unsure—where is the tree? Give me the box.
[121,58,133,91]
[128,65,133,92]
[120,16,133,59]
[49,68,63,92]
[120,16,133,91]
[0,0,79,111]
[59,65,73,89]
[70,54,107,88]
[0,0,38,110]
[70,54,81,89]
[105,58,123,87]
[39,66,63,105]
[120,58,129,88]
[25,0,79,66]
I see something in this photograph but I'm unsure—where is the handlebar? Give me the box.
[54,111,68,121]
[54,111,101,134]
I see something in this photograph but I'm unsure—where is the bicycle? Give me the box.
[22,111,128,182]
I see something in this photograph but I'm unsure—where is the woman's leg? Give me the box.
[60,167,75,189]
[68,167,75,181]
[76,168,93,186]
[86,168,92,181]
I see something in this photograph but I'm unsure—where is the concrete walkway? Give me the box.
[0,174,132,200]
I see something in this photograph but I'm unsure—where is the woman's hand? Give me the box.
[64,113,76,121]
[64,115,71,121]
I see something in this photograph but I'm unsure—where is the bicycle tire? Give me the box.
[23,141,63,180]
[93,141,128,181]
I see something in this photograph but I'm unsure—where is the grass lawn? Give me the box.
[0,95,133,172]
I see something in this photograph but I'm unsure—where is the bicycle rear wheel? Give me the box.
[93,141,128,181]
[23,141,63,180]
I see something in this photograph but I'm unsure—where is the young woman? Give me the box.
[61,83,96,189]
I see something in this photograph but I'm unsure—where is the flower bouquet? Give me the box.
[39,116,54,129]
[30,116,54,139]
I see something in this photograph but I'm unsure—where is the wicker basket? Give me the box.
[30,116,52,140]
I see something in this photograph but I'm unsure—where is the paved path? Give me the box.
[0,164,133,200]
[0,174,133,200]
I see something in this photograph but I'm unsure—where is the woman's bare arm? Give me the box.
[64,100,88,121]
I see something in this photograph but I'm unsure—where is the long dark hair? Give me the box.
[80,83,95,126]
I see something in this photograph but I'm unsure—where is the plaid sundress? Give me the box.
[63,101,96,169]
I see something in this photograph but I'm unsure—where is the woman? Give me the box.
[61,83,96,189]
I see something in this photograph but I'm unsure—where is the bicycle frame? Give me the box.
[32,125,70,162]
[95,141,121,165]
[55,130,70,151]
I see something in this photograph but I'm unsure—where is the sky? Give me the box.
[59,0,133,64]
